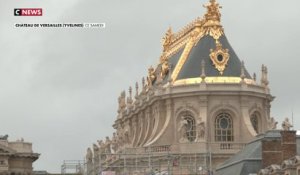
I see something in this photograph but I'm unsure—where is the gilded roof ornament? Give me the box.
[203,0,224,40]
[160,60,169,79]
[147,66,156,87]
[209,40,230,75]
[204,0,222,22]
[162,27,173,52]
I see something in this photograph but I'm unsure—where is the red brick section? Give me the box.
[262,130,297,168]
[262,139,282,167]
[281,131,297,161]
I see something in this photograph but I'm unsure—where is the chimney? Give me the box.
[281,130,297,161]
[261,130,297,168]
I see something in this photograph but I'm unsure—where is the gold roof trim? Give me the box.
[170,33,197,82]
[152,0,226,85]
[160,0,224,61]
[173,77,255,86]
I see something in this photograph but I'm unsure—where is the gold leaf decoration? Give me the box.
[209,40,230,75]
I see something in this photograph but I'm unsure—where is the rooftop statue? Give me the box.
[282,118,293,131]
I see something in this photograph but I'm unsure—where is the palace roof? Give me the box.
[149,0,254,86]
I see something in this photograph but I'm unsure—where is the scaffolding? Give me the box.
[84,146,214,175]
[61,160,85,174]
[83,141,246,175]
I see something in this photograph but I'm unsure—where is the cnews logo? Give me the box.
[14,8,43,16]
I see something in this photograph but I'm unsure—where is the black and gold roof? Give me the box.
[147,0,254,86]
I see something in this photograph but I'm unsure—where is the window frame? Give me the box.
[215,112,234,142]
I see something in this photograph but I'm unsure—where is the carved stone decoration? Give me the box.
[147,66,156,87]
[261,64,269,87]
[123,124,131,146]
[116,131,124,151]
[209,40,230,75]
[111,133,118,153]
[268,117,278,130]
[197,121,205,139]
[118,91,126,114]
[93,143,99,174]
[282,118,292,131]
[97,140,106,160]
[86,148,93,175]
[104,136,112,155]
[178,116,189,143]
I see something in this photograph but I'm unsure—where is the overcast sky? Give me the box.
[1,0,300,173]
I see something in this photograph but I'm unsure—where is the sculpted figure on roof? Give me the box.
[282,118,293,131]
[161,61,169,79]
[147,66,156,87]
[118,91,126,113]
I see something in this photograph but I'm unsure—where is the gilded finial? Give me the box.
[204,0,222,22]
[162,27,173,52]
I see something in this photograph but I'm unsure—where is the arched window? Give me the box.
[179,113,196,142]
[250,112,259,134]
[215,113,233,142]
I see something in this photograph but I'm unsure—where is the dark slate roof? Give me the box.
[216,130,300,175]
[176,35,251,80]
[161,47,185,84]
[216,137,262,175]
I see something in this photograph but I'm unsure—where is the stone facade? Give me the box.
[0,136,39,175]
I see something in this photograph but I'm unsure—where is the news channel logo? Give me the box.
[14,8,43,16]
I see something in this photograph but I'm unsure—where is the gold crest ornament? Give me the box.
[162,27,173,52]
[209,40,230,75]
